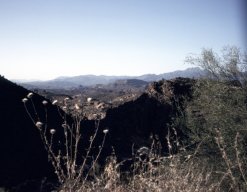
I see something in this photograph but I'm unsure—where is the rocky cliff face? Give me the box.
[100,77,195,161]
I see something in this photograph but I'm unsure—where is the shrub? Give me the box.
[185,46,247,191]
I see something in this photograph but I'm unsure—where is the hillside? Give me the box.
[0,76,65,191]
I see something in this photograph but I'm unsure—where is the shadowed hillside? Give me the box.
[0,76,66,191]
[101,77,195,162]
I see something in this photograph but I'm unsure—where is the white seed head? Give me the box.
[50,129,56,135]
[103,129,109,134]
[42,100,48,105]
[52,100,58,105]
[35,121,43,129]
[22,98,28,103]
[64,97,70,101]
[62,106,67,110]
[27,92,34,98]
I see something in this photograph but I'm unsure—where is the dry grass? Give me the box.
[57,139,247,192]
[58,153,216,192]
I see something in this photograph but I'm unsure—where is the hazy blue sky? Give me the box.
[0,0,246,80]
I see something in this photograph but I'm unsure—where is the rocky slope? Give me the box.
[100,77,195,162]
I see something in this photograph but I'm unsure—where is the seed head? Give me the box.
[27,92,34,98]
[103,129,109,134]
[35,121,43,129]
[42,100,48,105]
[22,98,28,103]
[50,129,56,135]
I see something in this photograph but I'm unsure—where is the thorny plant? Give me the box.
[22,93,109,190]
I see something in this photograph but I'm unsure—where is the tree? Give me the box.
[185,46,247,87]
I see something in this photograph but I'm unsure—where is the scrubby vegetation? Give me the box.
[21,46,247,192]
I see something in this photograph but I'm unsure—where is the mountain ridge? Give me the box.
[15,67,205,89]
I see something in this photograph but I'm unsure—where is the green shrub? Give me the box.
[185,46,247,191]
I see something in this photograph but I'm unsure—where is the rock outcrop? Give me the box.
[100,77,195,161]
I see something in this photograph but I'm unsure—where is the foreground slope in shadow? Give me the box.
[0,76,65,191]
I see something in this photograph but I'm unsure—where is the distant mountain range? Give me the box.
[16,67,206,89]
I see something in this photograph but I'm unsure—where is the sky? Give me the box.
[0,0,246,80]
